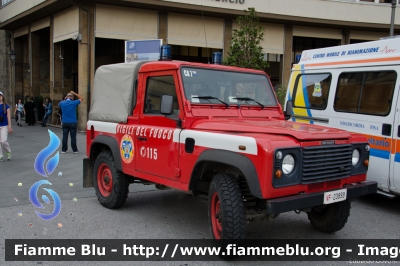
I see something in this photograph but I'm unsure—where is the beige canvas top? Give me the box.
[89,61,150,123]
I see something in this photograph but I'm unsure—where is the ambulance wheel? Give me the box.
[94,151,129,209]
[307,200,351,233]
[208,173,246,247]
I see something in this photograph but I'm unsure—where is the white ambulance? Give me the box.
[285,36,400,197]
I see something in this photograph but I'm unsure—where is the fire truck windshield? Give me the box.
[180,67,277,107]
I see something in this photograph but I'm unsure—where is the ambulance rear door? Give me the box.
[390,80,400,195]
[329,67,398,192]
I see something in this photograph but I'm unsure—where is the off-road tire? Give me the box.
[307,200,351,233]
[94,151,129,209]
[208,173,246,247]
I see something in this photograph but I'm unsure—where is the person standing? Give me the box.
[41,97,52,127]
[14,99,24,127]
[58,91,84,153]
[24,97,36,126]
[0,92,13,161]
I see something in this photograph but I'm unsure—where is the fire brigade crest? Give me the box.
[120,135,134,164]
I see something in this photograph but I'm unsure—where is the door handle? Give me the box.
[382,124,392,136]
[137,136,147,141]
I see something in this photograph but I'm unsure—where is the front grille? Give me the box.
[302,145,352,184]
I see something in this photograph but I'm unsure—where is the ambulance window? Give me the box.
[144,75,179,115]
[335,71,396,116]
[293,73,331,110]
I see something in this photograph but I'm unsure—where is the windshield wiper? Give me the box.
[192,96,229,108]
[233,97,265,109]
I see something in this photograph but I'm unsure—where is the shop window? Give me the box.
[334,71,396,116]
[264,53,280,62]
[293,73,332,110]
[170,45,222,63]
[144,76,179,115]
[1,0,13,7]
[293,37,341,62]
[95,38,124,57]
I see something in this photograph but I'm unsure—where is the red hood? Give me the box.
[190,119,350,141]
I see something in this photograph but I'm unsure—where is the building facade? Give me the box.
[0,0,398,131]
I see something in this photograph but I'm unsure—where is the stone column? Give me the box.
[343,28,350,45]
[31,32,41,98]
[77,2,94,132]
[223,17,232,60]
[53,42,63,95]
[0,31,11,108]
[13,38,24,103]
[50,16,57,125]
[282,24,293,89]
[159,10,167,44]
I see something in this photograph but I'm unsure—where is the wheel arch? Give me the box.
[90,135,122,171]
[189,149,262,198]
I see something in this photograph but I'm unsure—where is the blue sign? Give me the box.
[125,39,162,62]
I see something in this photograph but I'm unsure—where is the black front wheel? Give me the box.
[93,151,129,209]
[307,200,351,233]
[208,173,246,246]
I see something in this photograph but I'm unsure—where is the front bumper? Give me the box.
[266,181,377,214]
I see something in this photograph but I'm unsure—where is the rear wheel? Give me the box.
[307,200,351,233]
[94,151,129,209]
[208,173,246,246]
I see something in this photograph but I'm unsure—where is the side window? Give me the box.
[334,73,363,113]
[293,73,331,110]
[334,71,396,116]
[144,75,179,115]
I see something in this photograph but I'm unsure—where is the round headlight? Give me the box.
[365,145,370,152]
[282,154,295,174]
[352,149,360,166]
[276,151,283,160]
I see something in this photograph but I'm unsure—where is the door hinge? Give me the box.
[175,168,181,177]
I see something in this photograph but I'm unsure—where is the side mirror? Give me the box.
[160,95,174,115]
[285,100,293,120]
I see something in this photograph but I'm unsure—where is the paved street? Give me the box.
[0,120,399,266]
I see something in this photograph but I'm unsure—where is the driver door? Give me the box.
[135,71,182,180]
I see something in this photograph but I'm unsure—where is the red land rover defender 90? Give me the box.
[83,58,376,244]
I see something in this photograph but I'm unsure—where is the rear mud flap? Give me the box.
[83,158,94,188]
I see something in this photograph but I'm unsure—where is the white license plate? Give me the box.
[323,189,347,204]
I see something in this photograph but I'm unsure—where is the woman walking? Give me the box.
[14,99,24,127]
[0,91,13,161]
[41,97,52,127]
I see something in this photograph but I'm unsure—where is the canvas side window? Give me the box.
[293,73,331,110]
[334,71,396,116]
[144,75,179,115]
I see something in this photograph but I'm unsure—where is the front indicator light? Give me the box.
[352,149,360,166]
[364,160,369,166]
[282,154,295,174]
[275,170,282,178]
